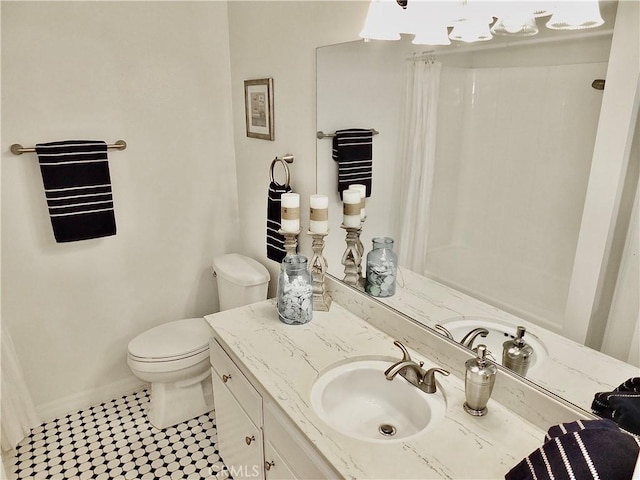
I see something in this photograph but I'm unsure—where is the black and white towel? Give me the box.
[266,181,292,263]
[35,140,116,243]
[505,419,640,480]
[332,129,373,199]
[592,377,640,435]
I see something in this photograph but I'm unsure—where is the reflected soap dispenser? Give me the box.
[502,326,533,377]
[464,345,497,417]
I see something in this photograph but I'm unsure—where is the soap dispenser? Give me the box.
[502,326,533,377]
[464,345,497,417]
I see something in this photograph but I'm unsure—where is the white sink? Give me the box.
[438,316,548,373]
[310,359,447,443]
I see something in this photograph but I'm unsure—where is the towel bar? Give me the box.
[316,129,379,139]
[10,140,127,155]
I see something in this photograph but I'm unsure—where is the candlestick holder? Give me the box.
[308,231,332,311]
[278,229,300,256]
[341,224,364,290]
[356,217,366,289]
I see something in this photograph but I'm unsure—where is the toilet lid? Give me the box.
[128,318,210,361]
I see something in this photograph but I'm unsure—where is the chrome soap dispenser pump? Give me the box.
[464,345,497,417]
[502,326,533,377]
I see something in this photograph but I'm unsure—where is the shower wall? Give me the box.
[427,59,608,332]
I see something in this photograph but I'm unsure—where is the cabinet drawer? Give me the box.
[264,402,340,480]
[264,440,297,480]
[213,374,265,480]
[210,338,263,426]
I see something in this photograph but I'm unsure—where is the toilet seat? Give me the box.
[128,318,210,366]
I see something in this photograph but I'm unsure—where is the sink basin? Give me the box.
[438,317,548,373]
[310,359,446,443]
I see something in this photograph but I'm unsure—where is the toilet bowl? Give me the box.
[127,254,270,429]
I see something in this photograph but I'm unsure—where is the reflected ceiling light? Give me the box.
[491,10,538,36]
[546,0,604,30]
[359,0,404,40]
[358,0,606,44]
[413,26,452,45]
[449,19,493,42]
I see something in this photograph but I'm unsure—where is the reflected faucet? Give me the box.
[434,324,489,351]
[384,340,450,394]
[435,324,454,339]
[460,328,489,349]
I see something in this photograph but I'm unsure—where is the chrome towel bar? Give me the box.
[10,139,127,155]
[316,129,379,139]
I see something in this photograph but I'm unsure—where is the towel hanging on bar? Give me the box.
[266,181,293,263]
[332,129,374,200]
[35,140,117,243]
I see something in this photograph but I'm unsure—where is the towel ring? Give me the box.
[269,154,293,188]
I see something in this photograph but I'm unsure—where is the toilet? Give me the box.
[127,254,270,429]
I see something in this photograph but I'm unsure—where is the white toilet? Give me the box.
[127,254,270,429]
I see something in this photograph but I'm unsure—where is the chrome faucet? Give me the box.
[460,328,489,349]
[384,340,450,394]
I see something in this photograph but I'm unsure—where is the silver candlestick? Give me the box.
[309,231,332,311]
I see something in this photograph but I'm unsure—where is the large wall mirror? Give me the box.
[316,0,639,413]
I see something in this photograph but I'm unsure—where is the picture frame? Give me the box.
[244,78,274,141]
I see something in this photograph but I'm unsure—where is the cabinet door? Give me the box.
[213,373,265,480]
[264,440,297,480]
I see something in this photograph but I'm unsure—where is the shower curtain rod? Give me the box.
[410,28,613,59]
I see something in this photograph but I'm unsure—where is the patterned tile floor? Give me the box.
[6,389,230,480]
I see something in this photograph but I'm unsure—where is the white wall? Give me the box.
[1,2,240,419]
[227,0,369,293]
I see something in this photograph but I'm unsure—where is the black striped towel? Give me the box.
[505,419,640,480]
[592,377,640,435]
[35,140,116,243]
[332,129,373,200]
[266,181,292,263]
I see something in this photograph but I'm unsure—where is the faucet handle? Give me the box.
[422,367,450,393]
[392,340,412,362]
[435,324,454,339]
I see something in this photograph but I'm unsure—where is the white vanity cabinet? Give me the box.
[209,338,340,480]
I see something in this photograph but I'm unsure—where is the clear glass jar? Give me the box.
[277,255,313,325]
[365,237,398,297]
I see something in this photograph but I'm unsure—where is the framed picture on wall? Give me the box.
[244,78,274,141]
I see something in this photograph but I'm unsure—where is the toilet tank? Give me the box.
[212,254,270,311]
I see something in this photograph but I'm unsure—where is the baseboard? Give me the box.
[35,377,148,424]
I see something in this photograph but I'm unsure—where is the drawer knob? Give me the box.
[245,435,256,445]
[265,460,275,471]
[222,374,232,383]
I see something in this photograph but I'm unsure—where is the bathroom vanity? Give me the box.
[205,278,591,479]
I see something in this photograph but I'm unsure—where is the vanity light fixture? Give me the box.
[359,0,605,45]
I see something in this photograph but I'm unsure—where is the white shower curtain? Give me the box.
[1,324,39,451]
[397,58,442,274]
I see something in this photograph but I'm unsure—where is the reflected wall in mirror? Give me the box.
[316,0,639,413]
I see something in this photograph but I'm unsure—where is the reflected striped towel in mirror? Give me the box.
[332,129,373,200]
[35,140,117,243]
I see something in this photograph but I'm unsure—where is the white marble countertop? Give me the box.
[206,300,547,480]
[376,268,640,412]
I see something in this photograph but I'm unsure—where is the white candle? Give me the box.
[309,194,329,234]
[281,193,300,233]
[342,189,361,228]
[351,184,367,220]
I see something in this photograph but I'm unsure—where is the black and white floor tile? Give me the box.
[7,389,230,480]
